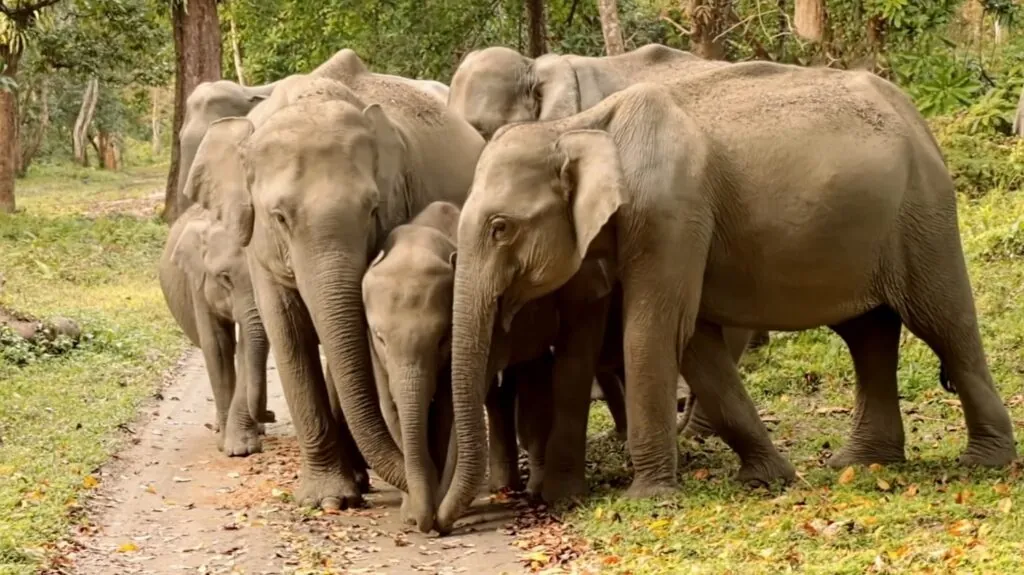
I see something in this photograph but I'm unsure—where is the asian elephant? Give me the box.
[436,61,1019,532]
[187,51,485,511]
[159,204,274,456]
[177,80,280,214]
[447,44,767,438]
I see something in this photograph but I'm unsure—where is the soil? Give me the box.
[64,350,537,575]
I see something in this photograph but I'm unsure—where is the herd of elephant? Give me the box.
[157,43,1019,535]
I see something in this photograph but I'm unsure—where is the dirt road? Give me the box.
[67,350,534,575]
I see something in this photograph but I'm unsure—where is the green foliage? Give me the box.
[0,165,186,573]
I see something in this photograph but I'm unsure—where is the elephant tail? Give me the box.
[939,363,957,393]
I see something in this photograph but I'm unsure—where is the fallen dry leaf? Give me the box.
[876,479,892,492]
[693,468,710,481]
[998,498,1012,514]
[993,483,1011,496]
[838,467,856,485]
[868,463,883,473]
[82,474,100,489]
[116,542,139,553]
[954,490,972,505]
[815,406,851,416]
[172,476,192,483]
[905,484,919,497]
[948,520,976,537]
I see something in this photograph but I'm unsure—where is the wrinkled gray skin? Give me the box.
[437,61,1020,532]
[159,205,275,456]
[176,80,279,214]
[447,43,766,438]
[362,201,460,532]
[188,50,484,514]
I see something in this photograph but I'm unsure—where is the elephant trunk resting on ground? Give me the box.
[435,60,1017,533]
[159,204,275,456]
[187,49,485,512]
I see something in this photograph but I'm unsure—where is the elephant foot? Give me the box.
[488,465,524,493]
[827,439,905,469]
[400,493,435,534]
[540,470,587,504]
[223,425,264,457]
[258,409,276,423]
[737,453,796,488]
[624,478,677,500]
[960,432,1018,467]
[295,468,364,510]
[525,470,544,497]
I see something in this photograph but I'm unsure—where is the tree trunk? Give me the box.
[228,12,246,85]
[17,77,48,177]
[0,46,20,214]
[597,0,626,56]
[73,77,99,167]
[150,87,162,156]
[98,131,120,171]
[525,0,547,58]
[1012,85,1024,137]
[163,0,223,224]
[793,0,824,43]
[685,0,733,60]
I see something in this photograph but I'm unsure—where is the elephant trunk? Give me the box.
[435,267,495,533]
[303,254,407,492]
[394,363,439,533]
[240,301,269,422]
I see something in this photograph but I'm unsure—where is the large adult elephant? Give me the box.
[435,62,1018,532]
[447,44,767,439]
[187,52,484,511]
[176,80,280,214]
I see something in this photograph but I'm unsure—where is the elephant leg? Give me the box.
[194,308,236,452]
[681,320,795,486]
[514,353,554,496]
[542,296,610,504]
[678,327,752,440]
[595,370,627,441]
[222,332,264,456]
[827,306,905,467]
[890,250,1016,466]
[486,376,523,492]
[253,272,362,510]
[429,369,454,494]
[326,364,371,494]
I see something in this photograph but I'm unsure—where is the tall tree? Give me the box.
[526,0,547,57]
[1,0,62,214]
[597,0,625,55]
[685,0,733,60]
[163,0,221,224]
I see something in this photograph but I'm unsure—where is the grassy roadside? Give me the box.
[0,164,187,574]
[565,187,1024,574]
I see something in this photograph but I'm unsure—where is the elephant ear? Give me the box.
[170,218,211,281]
[183,117,256,247]
[555,129,626,260]
[363,104,408,226]
[531,55,581,121]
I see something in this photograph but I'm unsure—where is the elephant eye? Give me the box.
[218,272,233,289]
[489,216,513,243]
[271,210,288,228]
[373,329,386,347]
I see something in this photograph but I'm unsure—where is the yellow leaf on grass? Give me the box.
[601,556,621,566]
[905,484,919,497]
[838,467,856,485]
[524,551,550,565]
[876,479,891,492]
[82,475,99,489]
[993,483,1011,496]
[116,542,139,553]
[954,490,972,505]
[868,463,883,473]
[648,519,671,533]
[998,498,1012,514]
[694,468,710,481]
[593,507,604,520]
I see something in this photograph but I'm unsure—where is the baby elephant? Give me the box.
[159,205,275,456]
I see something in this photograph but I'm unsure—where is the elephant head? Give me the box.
[170,212,270,424]
[437,124,625,531]
[448,47,581,140]
[362,201,460,533]
[206,93,410,491]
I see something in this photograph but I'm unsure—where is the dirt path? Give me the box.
[67,350,534,575]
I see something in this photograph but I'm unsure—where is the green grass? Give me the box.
[571,187,1024,574]
[0,164,186,574]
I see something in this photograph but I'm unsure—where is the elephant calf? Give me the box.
[159,205,274,456]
